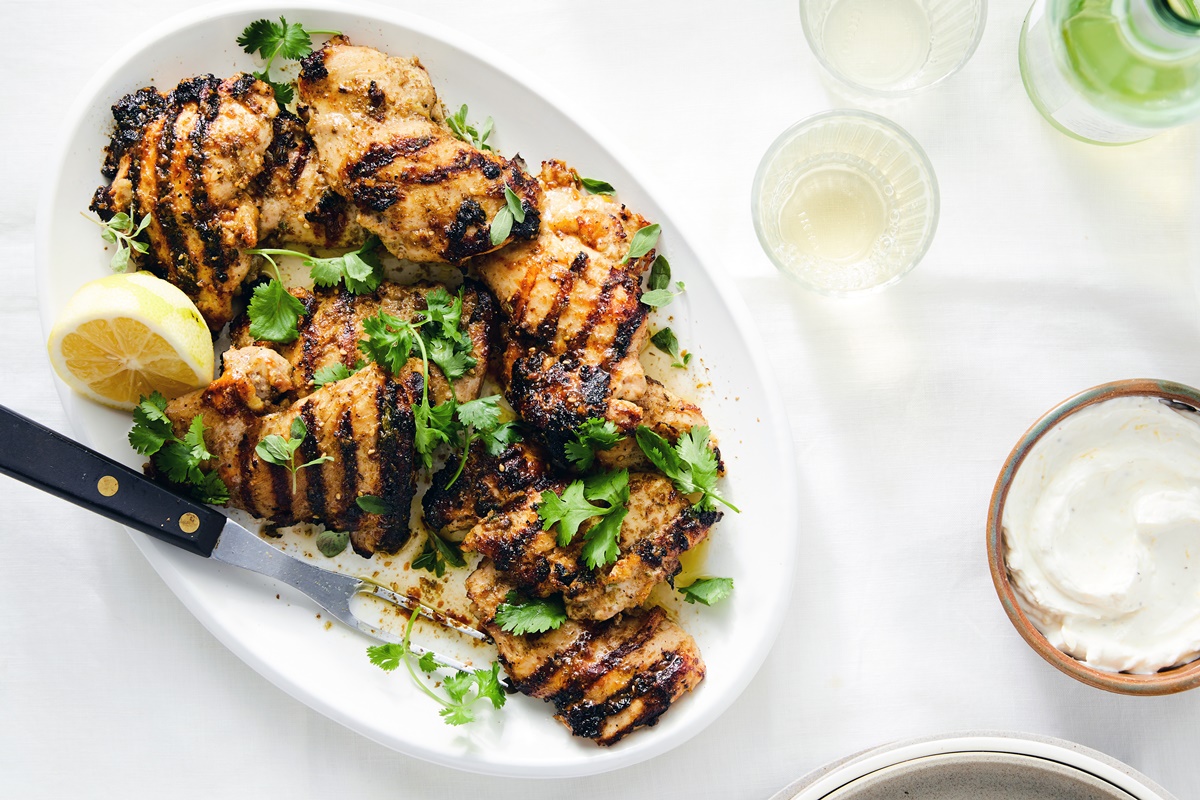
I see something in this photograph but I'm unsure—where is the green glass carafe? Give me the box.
[1019,0,1200,144]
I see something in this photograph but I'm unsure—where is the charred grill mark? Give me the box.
[349,182,400,212]
[513,625,597,697]
[334,289,358,366]
[482,162,501,180]
[267,427,295,524]
[102,87,167,179]
[153,100,199,294]
[236,428,263,518]
[337,409,359,519]
[298,49,328,82]
[369,379,415,555]
[347,137,435,179]
[535,251,589,344]
[299,402,327,522]
[444,198,489,263]
[185,78,229,281]
[303,190,352,244]
[633,508,720,570]
[510,204,540,241]
[562,650,691,744]
[227,72,259,99]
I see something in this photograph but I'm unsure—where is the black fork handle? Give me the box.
[0,405,223,556]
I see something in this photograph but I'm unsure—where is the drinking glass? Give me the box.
[799,0,987,97]
[751,110,939,296]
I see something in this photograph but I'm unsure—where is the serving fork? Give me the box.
[0,405,486,669]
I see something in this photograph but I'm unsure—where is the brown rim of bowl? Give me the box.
[987,378,1200,696]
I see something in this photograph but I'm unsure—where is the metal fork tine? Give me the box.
[355,580,489,641]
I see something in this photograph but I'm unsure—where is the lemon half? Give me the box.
[47,272,214,409]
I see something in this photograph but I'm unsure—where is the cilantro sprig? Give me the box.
[255,417,333,492]
[678,577,734,606]
[445,104,494,151]
[495,591,567,635]
[357,288,477,470]
[444,396,522,488]
[312,360,363,388]
[650,327,691,369]
[564,418,624,471]
[246,258,305,343]
[366,610,506,726]
[489,185,527,247]
[635,426,738,513]
[128,392,229,505]
[237,17,341,105]
[86,211,150,272]
[412,529,466,577]
[641,254,686,308]
[538,469,630,570]
[248,236,384,296]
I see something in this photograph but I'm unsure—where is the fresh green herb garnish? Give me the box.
[577,175,616,196]
[650,327,691,369]
[128,392,229,504]
[445,104,494,151]
[237,17,341,105]
[255,417,333,492]
[538,469,630,568]
[444,395,523,488]
[489,185,527,247]
[315,529,350,558]
[358,290,476,470]
[640,255,686,307]
[412,529,466,577]
[678,577,734,606]
[495,591,567,635]
[367,611,506,726]
[248,236,384,297]
[355,494,391,515]
[86,211,150,272]
[564,418,624,470]
[311,361,363,388]
[246,257,305,344]
[624,223,661,264]
[635,425,738,513]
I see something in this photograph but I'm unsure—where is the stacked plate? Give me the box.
[772,732,1176,800]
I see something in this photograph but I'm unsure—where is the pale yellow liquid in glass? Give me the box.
[777,165,888,263]
[823,0,932,87]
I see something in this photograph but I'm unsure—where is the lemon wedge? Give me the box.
[47,272,214,409]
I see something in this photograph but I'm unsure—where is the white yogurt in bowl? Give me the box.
[1003,394,1200,674]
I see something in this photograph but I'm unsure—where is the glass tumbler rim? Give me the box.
[798,0,989,99]
[750,109,941,296]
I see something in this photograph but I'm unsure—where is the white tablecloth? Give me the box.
[2,0,1197,796]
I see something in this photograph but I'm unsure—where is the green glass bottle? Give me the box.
[1019,0,1200,144]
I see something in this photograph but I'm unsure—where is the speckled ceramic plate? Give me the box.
[772,732,1176,800]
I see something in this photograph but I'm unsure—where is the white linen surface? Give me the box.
[1,0,1197,797]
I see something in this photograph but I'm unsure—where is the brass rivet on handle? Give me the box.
[179,513,200,534]
[97,476,118,496]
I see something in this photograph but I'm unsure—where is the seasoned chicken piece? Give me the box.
[422,440,553,536]
[253,112,367,248]
[91,74,279,330]
[296,37,541,263]
[230,280,495,404]
[165,352,420,556]
[467,561,705,746]
[475,160,656,460]
[595,377,724,473]
[461,471,720,621]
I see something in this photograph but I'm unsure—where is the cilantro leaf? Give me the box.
[678,577,734,606]
[578,176,615,196]
[650,327,691,369]
[417,652,439,673]
[366,642,407,672]
[255,416,332,492]
[248,278,305,343]
[86,210,152,272]
[539,482,610,546]
[359,311,414,374]
[439,704,476,726]
[456,395,502,431]
[473,663,507,709]
[564,418,624,470]
[315,529,349,557]
[581,508,625,570]
[128,392,173,455]
[624,223,661,263]
[312,362,358,387]
[495,591,567,635]
[583,468,629,509]
[238,18,340,107]
[192,469,230,505]
[635,425,739,513]
[483,421,523,456]
[426,336,476,382]
[130,404,228,505]
[412,529,465,577]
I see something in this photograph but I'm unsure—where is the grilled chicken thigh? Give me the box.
[230,281,495,404]
[165,349,419,555]
[475,161,656,460]
[91,74,279,330]
[424,442,719,621]
[296,37,541,263]
[253,112,366,248]
[467,561,705,745]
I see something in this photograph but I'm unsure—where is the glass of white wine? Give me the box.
[799,0,987,97]
[751,110,939,296]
